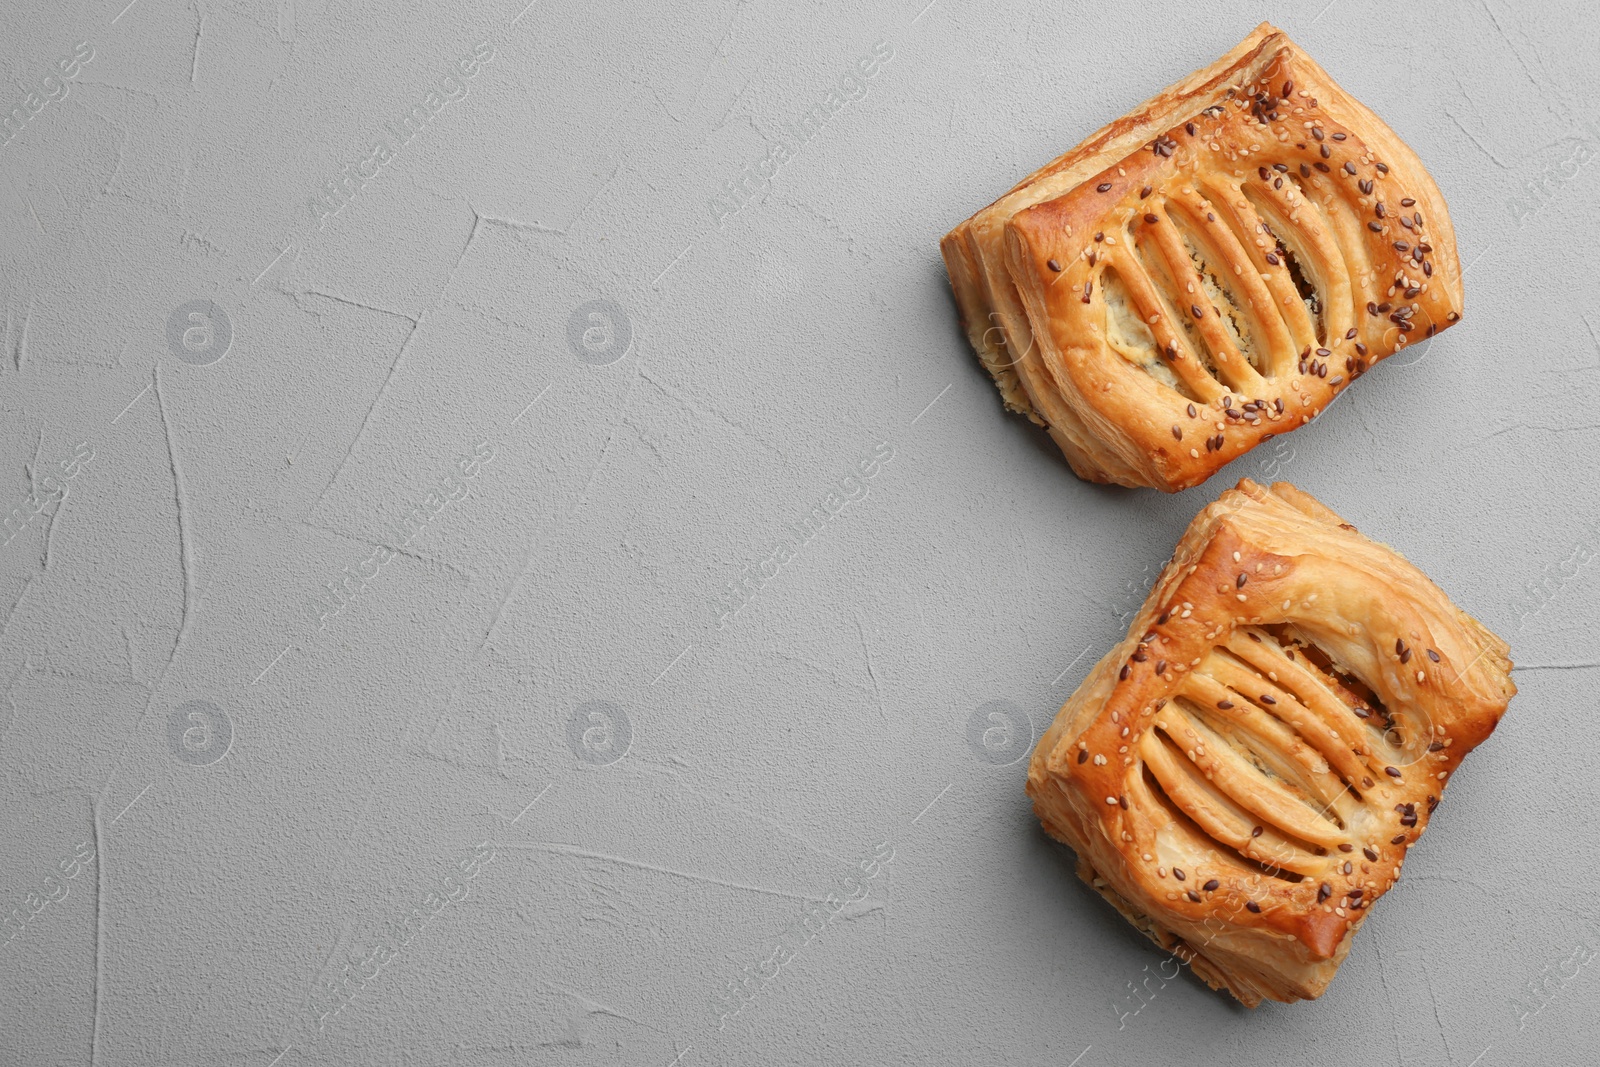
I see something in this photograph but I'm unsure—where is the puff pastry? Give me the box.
[941,24,1462,491]
[1027,480,1514,1005]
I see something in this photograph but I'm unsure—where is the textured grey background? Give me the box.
[1,0,1596,1064]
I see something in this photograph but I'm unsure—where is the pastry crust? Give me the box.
[941,24,1461,491]
[1027,480,1515,1005]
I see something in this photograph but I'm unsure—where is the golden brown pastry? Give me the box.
[1027,480,1514,1005]
[941,24,1461,491]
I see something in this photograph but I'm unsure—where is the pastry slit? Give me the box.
[1155,706,1348,847]
[1167,190,1299,379]
[1200,650,1369,788]
[1137,734,1327,876]
[1174,683,1359,826]
[1140,209,1267,395]
[1241,182,1352,347]
[1104,248,1227,402]
[1204,179,1321,357]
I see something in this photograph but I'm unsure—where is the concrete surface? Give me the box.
[1,1,1596,1064]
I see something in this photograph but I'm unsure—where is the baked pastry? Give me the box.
[941,24,1461,491]
[1026,479,1514,1005]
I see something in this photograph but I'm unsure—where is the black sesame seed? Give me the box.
[1047,259,1061,272]
[1140,185,1152,198]
[1314,161,1330,172]
[1259,694,1276,705]
[1338,843,1353,852]
[1332,132,1346,141]
[1376,162,1389,173]
[1320,144,1331,159]
[1187,403,1198,418]
[1359,179,1373,195]
[1077,749,1088,763]
[1156,660,1167,675]
[1119,664,1130,680]
[1187,890,1201,902]
[1312,127,1324,141]
[1300,163,1311,177]
[1404,286,1421,298]
[1391,833,1406,844]
[1171,425,1182,440]
[1219,700,1235,710]
[1318,882,1332,902]
[1266,252,1281,265]
[1426,649,1440,663]
[1119,795,1128,809]
[1251,825,1263,837]
[1186,121,1197,136]
[1145,213,1159,224]
[1367,221,1383,232]
[1343,161,1357,175]
[1173,868,1185,880]
[1191,305,1204,319]
[1097,182,1112,192]
[1246,900,1262,913]
[1401,197,1416,207]
[1385,766,1402,778]
[1204,879,1220,892]
[1363,846,1378,861]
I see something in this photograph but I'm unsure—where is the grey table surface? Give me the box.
[1,0,1597,1064]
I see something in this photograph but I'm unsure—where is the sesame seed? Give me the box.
[1203,879,1220,891]
[1187,890,1201,902]
[1338,843,1353,852]
[1105,796,1118,805]
[1173,867,1185,881]
[1251,825,1263,837]
[1119,665,1130,680]
[1077,749,1088,763]
[1246,901,1262,913]
[1187,403,1198,418]
[1391,833,1406,844]
[1047,259,1061,272]
[1219,700,1235,710]
[1318,882,1332,902]
[1140,185,1152,198]
[1385,766,1402,778]
[1119,795,1128,809]
[1097,182,1112,192]
[1332,132,1346,141]
[1343,161,1357,175]
[1427,649,1440,662]
[1363,847,1378,861]
[1259,694,1276,705]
